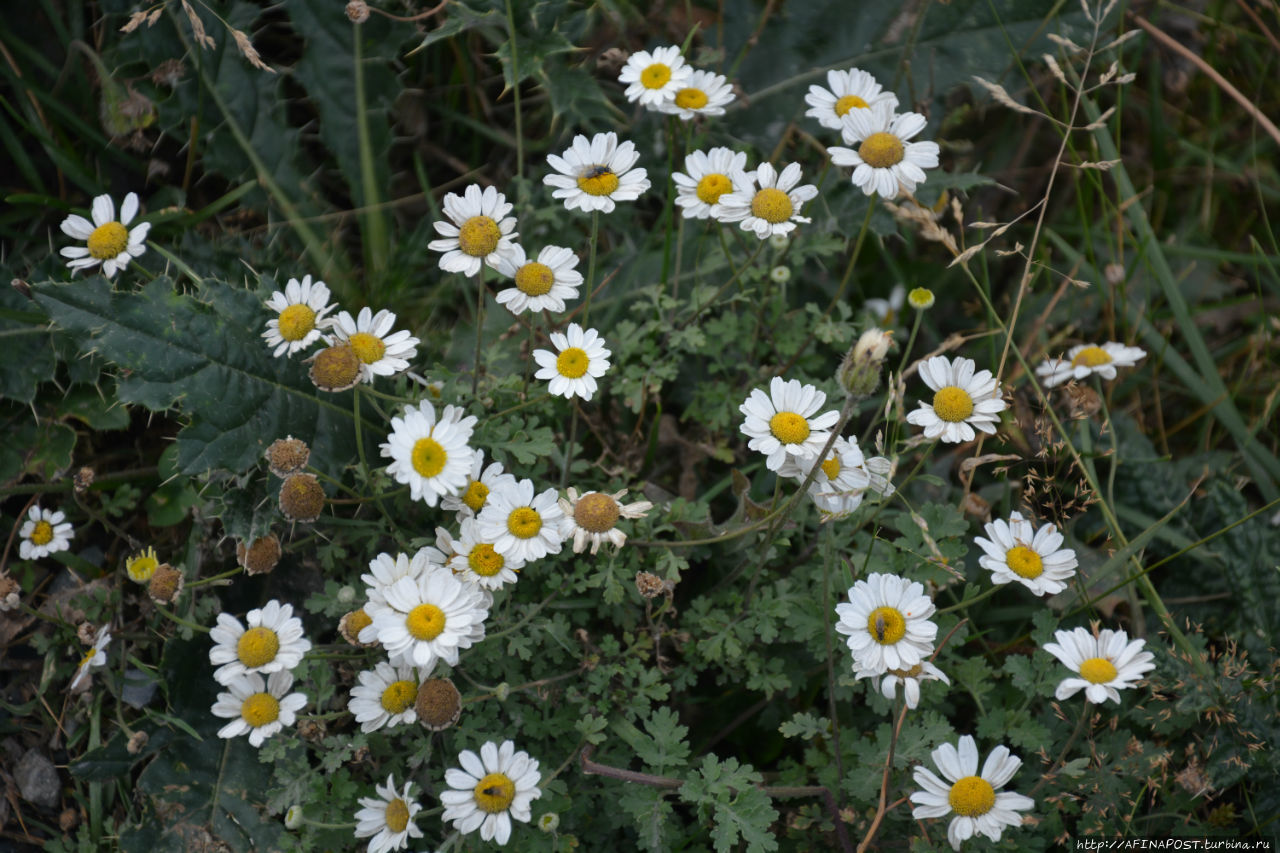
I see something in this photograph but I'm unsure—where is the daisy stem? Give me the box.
[486,584,564,641]
[186,567,242,589]
[560,405,579,488]
[298,818,357,829]
[821,524,846,793]
[582,210,600,325]
[856,701,910,853]
[154,604,210,634]
[503,0,524,191]
[353,387,394,526]
[472,266,487,397]
[935,583,1002,615]
[682,235,764,329]
[1028,704,1091,798]
[484,392,552,422]
[894,310,924,378]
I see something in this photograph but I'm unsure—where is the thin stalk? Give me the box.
[582,211,600,325]
[472,265,486,397]
[352,21,388,275]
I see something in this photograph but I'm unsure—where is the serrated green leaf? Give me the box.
[778,712,831,741]
[0,285,55,404]
[410,0,503,54]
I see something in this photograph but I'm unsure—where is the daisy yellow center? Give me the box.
[468,544,505,577]
[384,798,410,833]
[507,507,542,539]
[1071,346,1113,368]
[859,132,906,169]
[458,216,501,257]
[79,649,97,669]
[462,480,490,512]
[1080,657,1118,684]
[515,262,555,296]
[696,173,732,206]
[87,221,129,259]
[640,63,671,89]
[675,87,708,109]
[406,603,446,641]
[380,679,417,713]
[577,167,620,197]
[834,94,869,116]
[30,520,54,546]
[127,548,160,582]
[277,304,317,341]
[820,456,842,480]
[240,692,280,727]
[574,492,621,533]
[346,608,372,635]
[473,773,516,813]
[932,386,975,423]
[236,627,280,668]
[411,437,447,478]
[1006,545,1044,579]
[768,411,810,445]
[948,776,995,817]
[557,347,590,378]
[347,331,386,365]
[867,606,906,645]
[750,188,794,224]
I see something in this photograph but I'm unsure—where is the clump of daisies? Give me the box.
[618,45,736,120]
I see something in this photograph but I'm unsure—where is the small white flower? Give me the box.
[617,45,692,108]
[804,67,899,131]
[69,625,111,691]
[656,68,735,120]
[18,505,73,560]
[543,132,650,214]
[910,735,1035,851]
[442,449,518,521]
[427,184,519,277]
[359,549,440,643]
[856,660,949,709]
[441,740,543,846]
[381,401,477,507]
[865,284,905,328]
[208,599,312,685]
[1035,342,1147,388]
[974,511,1078,597]
[261,275,337,357]
[739,376,840,472]
[533,323,611,401]
[716,162,818,239]
[829,103,940,198]
[835,572,938,674]
[492,245,583,315]
[348,660,429,733]
[476,478,566,564]
[1043,627,1156,704]
[905,355,1006,444]
[558,487,654,555]
[778,435,872,519]
[211,670,307,747]
[327,307,420,382]
[447,517,525,591]
[371,566,489,669]
[354,774,424,853]
[59,192,150,278]
[672,147,748,221]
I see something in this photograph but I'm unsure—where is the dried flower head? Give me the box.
[237,533,283,575]
[346,1,370,23]
[635,571,670,599]
[415,677,463,731]
[279,473,324,523]
[265,436,311,477]
[148,563,184,604]
[74,466,96,494]
[308,344,362,393]
[339,608,375,647]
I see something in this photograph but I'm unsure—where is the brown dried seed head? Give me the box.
[635,571,667,599]
[338,608,374,646]
[265,436,311,477]
[279,473,325,523]
[74,466,96,493]
[309,344,361,392]
[415,677,462,731]
[237,533,283,575]
[345,0,370,23]
[77,622,97,645]
[148,564,184,604]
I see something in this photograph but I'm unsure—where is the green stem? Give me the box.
[186,567,242,589]
[472,265,487,397]
[582,211,600,325]
[352,20,387,274]
[154,605,210,634]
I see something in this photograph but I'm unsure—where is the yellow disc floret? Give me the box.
[237,626,280,668]
[867,606,907,645]
[406,603,446,641]
[309,345,361,392]
[87,221,129,260]
[640,63,671,90]
[573,492,621,533]
[515,262,555,296]
[240,692,281,727]
[932,386,975,423]
[507,507,542,539]
[1071,346,1113,368]
[948,776,996,817]
[768,411,811,445]
[750,187,794,224]
[556,347,590,379]
[834,94,869,116]
[467,544,505,577]
[380,679,417,713]
[411,437,447,478]
[126,547,160,583]
[474,772,516,813]
[462,480,490,513]
[384,798,410,833]
[30,520,54,546]
[1005,545,1044,579]
[859,132,906,169]
[696,173,732,206]
[458,216,501,257]
[347,331,386,365]
[675,87,708,109]
[577,168,620,197]
[820,456,842,481]
[1080,657,1119,684]
[277,304,317,341]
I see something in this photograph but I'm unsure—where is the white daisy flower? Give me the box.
[442,449,518,521]
[380,400,477,507]
[558,487,654,555]
[69,625,111,691]
[348,660,429,733]
[905,355,1006,444]
[778,435,871,498]
[492,244,583,315]
[543,132,650,214]
[208,599,312,685]
[370,566,489,669]
[909,735,1035,851]
[804,67,899,131]
[657,68,735,120]
[59,191,150,278]
[427,184,519,277]
[441,740,543,846]
[211,670,307,747]
[359,549,439,643]
[866,284,905,328]
[447,517,525,591]
[617,45,691,108]
[1043,627,1156,704]
[835,572,938,674]
[828,103,941,198]
[672,147,748,221]
[716,162,818,239]
[974,511,1078,597]
[1035,342,1147,388]
[738,376,841,472]
[354,774,424,853]
[856,660,949,710]
[532,323,611,401]
[18,505,73,560]
[261,275,337,357]
[326,307,420,383]
[476,478,566,563]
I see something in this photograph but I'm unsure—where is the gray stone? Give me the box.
[15,749,60,808]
